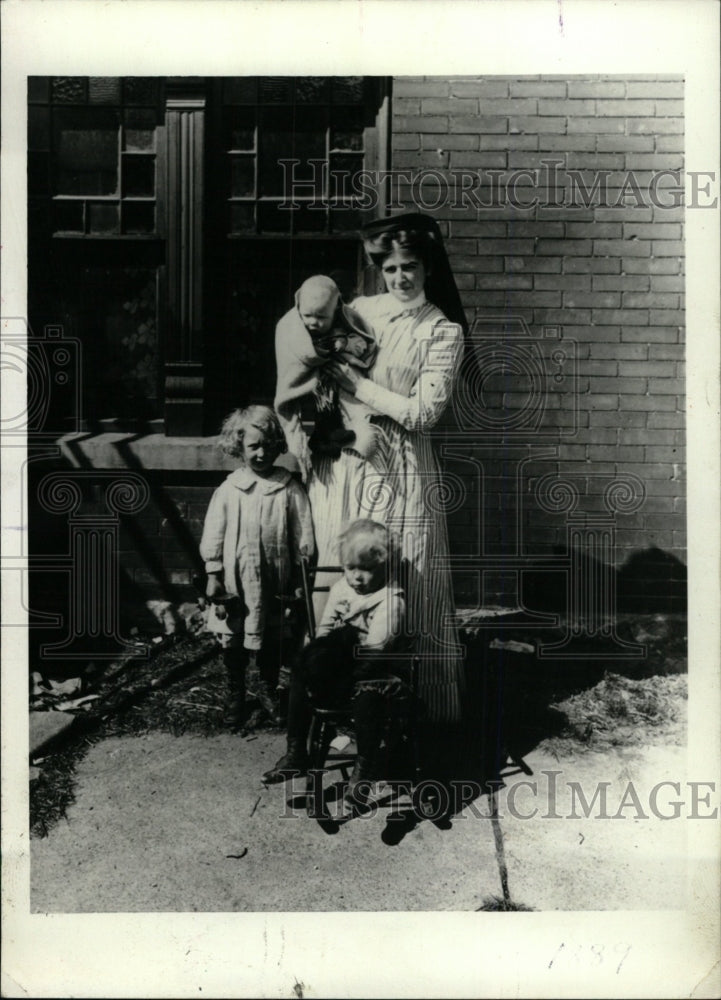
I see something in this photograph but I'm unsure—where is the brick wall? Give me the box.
[391,75,685,611]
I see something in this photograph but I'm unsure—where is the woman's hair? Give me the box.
[338,518,398,569]
[217,405,288,459]
[362,226,435,271]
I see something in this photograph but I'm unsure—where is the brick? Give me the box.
[566,81,626,99]
[454,273,476,290]
[595,207,653,223]
[393,97,421,115]
[536,273,590,290]
[566,222,622,238]
[622,291,678,309]
[655,134,684,153]
[449,116,507,134]
[563,325,620,342]
[473,239,535,255]
[566,153,626,170]
[595,239,651,257]
[649,309,684,325]
[592,308,648,325]
[656,100,684,116]
[445,237,477,253]
[623,223,682,240]
[596,99,655,116]
[506,256,562,273]
[394,134,420,151]
[593,274,650,291]
[587,394,618,409]
[622,327,678,343]
[457,257,504,274]
[421,134,478,151]
[566,116,625,133]
[619,429,676,446]
[539,98,595,115]
[509,81,566,97]
[571,427,617,444]
[508,221,564,238]
[451,220,505,237]
[394,116,446,133]
[534,308,591,324]
[590,445,644,462]
[475,274,533,290]
[650,241,684,257]
[621,360,676,376]
[449,80,507,98]
[649,275,684,292]
[536,238,592,255]
[626,81,683,99]
[422,98,478,115]
[451,151,508,168]
[481,133,538,151]
[393,80,449,98]
[591,343,647,359]
[509,116,565,134]
[478,99,537,116]
[624,154,684,171]
[591,376,646,394]
[536,135,596,151]
[592,410,646,427]
[648,378,685,395]
[597,135,655,152]
[623,258,681,274]
[649,343,684,359]
[581,360,617,376]
[566,291,621,308]
[618,394,676,411]
[646,445,685,461]
[627,118,683,134]
[564,257,620,274]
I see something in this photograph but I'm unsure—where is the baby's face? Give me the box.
[298,292,337,336]
[343,557,386,596]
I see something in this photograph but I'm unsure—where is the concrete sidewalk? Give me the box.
[30,730,687,913]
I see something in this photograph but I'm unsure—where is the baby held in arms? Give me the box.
[274,275,387,480]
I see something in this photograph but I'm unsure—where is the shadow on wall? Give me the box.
[522,545,687,616]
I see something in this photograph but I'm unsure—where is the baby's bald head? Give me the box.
[297,275,340,335]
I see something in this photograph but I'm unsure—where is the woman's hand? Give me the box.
[326,361,363,394]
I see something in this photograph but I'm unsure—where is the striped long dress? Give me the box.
[307,291,465,725]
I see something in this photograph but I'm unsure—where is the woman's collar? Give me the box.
[379,290,428,319]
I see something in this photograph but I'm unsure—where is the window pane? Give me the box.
[295,204,328,234]
[28,77,50,103]
[89,77,121,104]
[230,203,255,234]
[329,152,364,195]
[225,109,256,151]
[28,106,50,151]
[258,78,293,104]
[259,108,327,197]
[122,155,155,197]
[332,77,364,104]
[88,202,120,234]
[295,78,330,104]
[54,109,120,196]
[331,108,365,151]
[52,77,86,104]
[330,207,363,233]
[53,200,84,233]
[122,78,157,105]
[123,109,157,151]
[123,202,155,234]
[223,78,257,104]
[257,202,291,234]
[230,156,255,197]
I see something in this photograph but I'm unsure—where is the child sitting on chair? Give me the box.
[274,275,388,481]
[200,405,315,730]
[262,519,412,812]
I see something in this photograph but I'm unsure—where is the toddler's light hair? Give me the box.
[217,405,287,460]
[338,518,398,569]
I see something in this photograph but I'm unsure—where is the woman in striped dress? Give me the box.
[308,214,467,726]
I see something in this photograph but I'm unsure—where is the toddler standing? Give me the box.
[200,405,315,728]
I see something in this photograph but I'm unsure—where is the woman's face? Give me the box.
[380,249,426,304]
